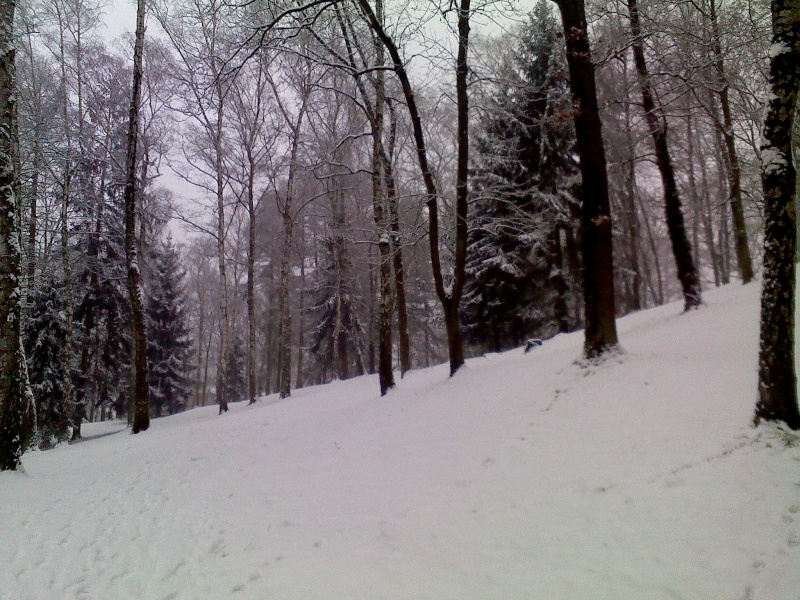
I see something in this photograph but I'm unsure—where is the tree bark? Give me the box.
[0,0,35,469]
[371,7,395,395]
[755,0,800,429]
[554,0,619,356]
[124,0,150,433]
[628,0,701,311]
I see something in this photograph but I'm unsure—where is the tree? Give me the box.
[0,0,36,470]
[124,0,150,433]
[754,0,800,430]
[553,0,618,357]
[147,238,193,416]
[627,0,701,311]
[464,3,580,352]
[355,0,472,376]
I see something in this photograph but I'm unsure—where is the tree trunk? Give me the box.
[384,103,410,376]
[214,102,229,415]
[356,0,467,376]
[247,150,257,404]
[0,0,35,469]
[371,15,395,395]
[755,0,800,429]
[124,0,150,433]
[555,0,619,357]
[628,0,701,310]
[278,104,306,399]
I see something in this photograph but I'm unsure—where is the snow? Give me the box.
[2,282,800,599]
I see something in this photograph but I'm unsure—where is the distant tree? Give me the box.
[147,239,193,416]
[306,227,368,382]
[754,0,800,430]
[464,2,580,353]
[626,0,701,311]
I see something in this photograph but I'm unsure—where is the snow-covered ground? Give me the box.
[2,282,799,600]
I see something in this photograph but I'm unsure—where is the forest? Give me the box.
[0,0,798,470]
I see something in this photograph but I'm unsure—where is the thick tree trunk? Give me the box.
[708,0,754,284]
[0,0,35,469]
[755,0,800,429]
[628,0,701,311]
[555,0,619,356]
[124,0,150,433]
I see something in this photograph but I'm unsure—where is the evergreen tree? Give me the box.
[224,337,246,405]
[306,229,367,383]
[25,281,69,447]
[463,1,580,353]
[146,238,193,416]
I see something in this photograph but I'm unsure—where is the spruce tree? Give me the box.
[146,238,193,416]
[463,1,580,353]
[25,282,69,447]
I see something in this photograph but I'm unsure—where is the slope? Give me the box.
[1,282,799,600]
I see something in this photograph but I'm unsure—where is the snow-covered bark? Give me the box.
[0,0,36,470]
[124,0,150,433]
[755,0,800,429]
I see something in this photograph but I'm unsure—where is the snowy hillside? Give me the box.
[1,282,799,600]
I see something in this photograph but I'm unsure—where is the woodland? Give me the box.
[0,0,798,469]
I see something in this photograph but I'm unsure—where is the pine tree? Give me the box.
[146,238,193,416]
[463,1,580,353]
[25,282,69,447]
[224,337,246,405]
[306,230,367,383]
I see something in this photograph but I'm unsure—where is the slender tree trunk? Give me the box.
[124,0,150,433]
[214,101,229,414]
[295,249,305,390]
[278,102,306,399]
[707,0,754,284]
[622,80,641,312]
[356,0,467,375]
[55,7,77,437]
[0,0,35,470]
[555,0,619,356]
[755,0,800,429]
[384,103,410,376]
[628,0,701,310]
[247,151,257,404]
